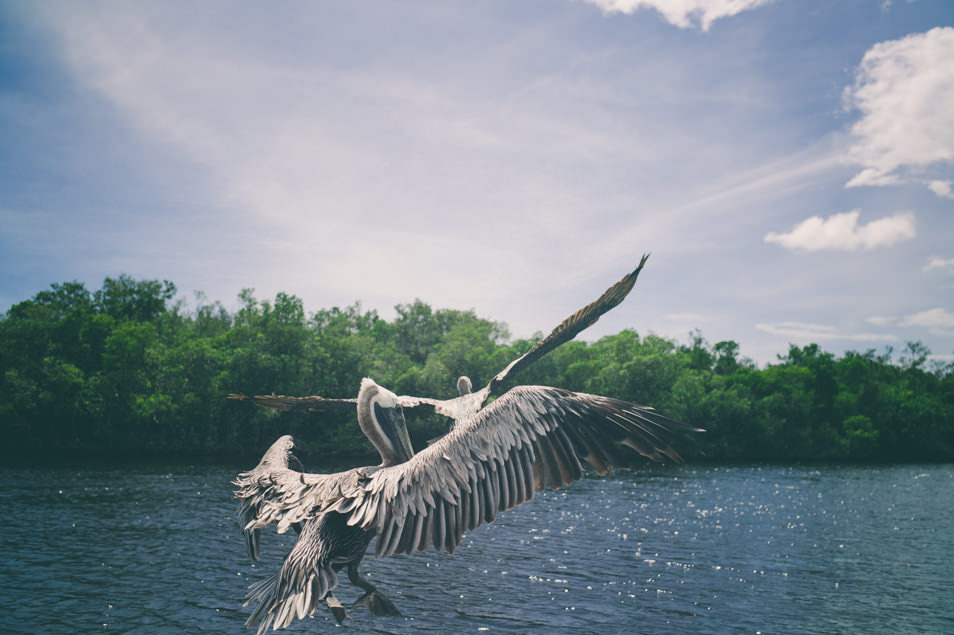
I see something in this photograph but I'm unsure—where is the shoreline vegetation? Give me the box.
[2,275,952,463]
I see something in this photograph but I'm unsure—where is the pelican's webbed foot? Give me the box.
[353,590,402,617]
[326,594,351,624]
[347,559,402,617]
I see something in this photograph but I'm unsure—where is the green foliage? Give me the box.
[1,275,952,462]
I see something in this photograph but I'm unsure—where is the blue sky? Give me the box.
[1,0,952,366]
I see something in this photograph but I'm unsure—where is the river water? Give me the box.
[1,461,951,634]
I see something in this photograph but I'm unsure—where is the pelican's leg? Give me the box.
[325,593,351,624]
[348,557,402,617]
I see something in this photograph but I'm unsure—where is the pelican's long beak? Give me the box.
[381,405,415,464]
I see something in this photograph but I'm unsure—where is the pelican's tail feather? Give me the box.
[244,564,339,634]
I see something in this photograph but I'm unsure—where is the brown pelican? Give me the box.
[235,376,700,631]
[236,378,414,631]
[230,254,651,426]
[232,255,702,631]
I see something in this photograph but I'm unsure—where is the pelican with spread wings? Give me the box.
[236,380,697,631]
[232,256,702,632]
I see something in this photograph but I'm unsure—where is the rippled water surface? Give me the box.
[2,461,952,634]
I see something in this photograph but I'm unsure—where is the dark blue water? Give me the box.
[1,461,951,634]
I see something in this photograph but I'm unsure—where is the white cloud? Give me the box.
[924,256,954,273]
[764,210,915,251]
[900,307,954,334]
[927,179,954,199]
[867,308,954,337]
[843,27,954,196]
[866,315,896,327]
[581,0,773,31]
[756,321,897,342]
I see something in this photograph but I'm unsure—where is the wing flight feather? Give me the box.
[227,394,357,412]
[487,255,650,395]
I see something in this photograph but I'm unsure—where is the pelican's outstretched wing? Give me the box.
[228,392,466,420]
[228,394,358,412]
[486,254,650,396]
[324,385,701,558]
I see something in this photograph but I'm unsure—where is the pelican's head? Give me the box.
[357,378,415,466]
[457,375,472,396]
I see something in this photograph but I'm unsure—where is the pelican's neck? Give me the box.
[357,378,414,466]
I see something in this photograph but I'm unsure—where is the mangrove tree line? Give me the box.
[1,275,952,462]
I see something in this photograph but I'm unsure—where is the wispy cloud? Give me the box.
[670,146,842,217]
[29,7,618,297]
[764,210,915,251]
[899,308,954,335]
[843,27,954,196]
[664,312,711,323]
[924,256,954,273]
[866,316,896,327]
[33,2,781,338]
[756,321,897,342]
[582,0,773,31]
[866,308,954,337]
